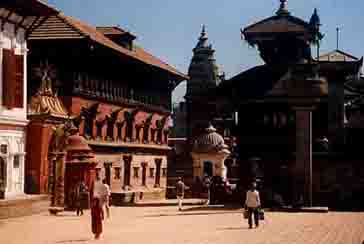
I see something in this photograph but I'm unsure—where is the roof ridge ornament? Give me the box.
[200,24,208,41]
[276,0,290,16]
[194,24,209,49]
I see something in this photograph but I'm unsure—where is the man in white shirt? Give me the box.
[102,179,111,218]
[245,182,261,229]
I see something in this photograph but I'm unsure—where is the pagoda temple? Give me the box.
[215,0,364,208]
[169,0,364,209]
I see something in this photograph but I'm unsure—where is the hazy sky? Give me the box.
[48,0,364,103]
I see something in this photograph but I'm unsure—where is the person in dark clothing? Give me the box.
[75,180,88,216]
[176,177,189,211]
[91,197,104,239]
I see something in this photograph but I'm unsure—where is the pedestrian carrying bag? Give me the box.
[259,209,265,220]
[243,209,249,219]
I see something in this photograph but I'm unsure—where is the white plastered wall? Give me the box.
[0,130,25,197]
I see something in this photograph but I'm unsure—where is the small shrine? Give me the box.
[191,124,230,181]
[64,134,97,209]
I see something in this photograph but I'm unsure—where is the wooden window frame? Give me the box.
[2,49,23,108]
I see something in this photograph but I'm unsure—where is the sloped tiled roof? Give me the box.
[242,14,313,43]
[96,26,126,35]
[2,0,58,16]
[218,65,288,99]
[29,13,188,80]
[318,49,358,62]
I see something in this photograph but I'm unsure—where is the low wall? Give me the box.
[0,195,50,219]
[111,189,166,206]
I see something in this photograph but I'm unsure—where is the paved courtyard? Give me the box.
[1,205,364,244]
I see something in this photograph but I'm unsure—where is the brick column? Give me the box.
[51,152,66,208]
[293,107,313,207]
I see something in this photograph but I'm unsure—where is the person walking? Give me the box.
[75,179,87,216]
[92,177,107,208]
[203,175,211,205]
[176,177,188,211]
[102,179,111,218]
[245,182,261,229]
[91,197,104,240]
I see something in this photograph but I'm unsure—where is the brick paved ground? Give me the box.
[1,205,364,244]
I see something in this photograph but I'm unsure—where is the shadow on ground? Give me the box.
[55,238,91,243]
[142,205,243,218]
[142,211,243,218]
[183,204,242,212]
[216,226,251,231]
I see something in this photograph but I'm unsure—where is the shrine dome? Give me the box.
[65,134,96,164]
[193,125,230,154]
[65,134,92,152]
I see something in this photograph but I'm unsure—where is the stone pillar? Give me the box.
[52,152,66,208]
[48,154,56,206]
[293,107,313,207]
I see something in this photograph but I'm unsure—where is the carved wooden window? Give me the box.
[133,167,139,178]
[114,167,121,180]
[2,49,16,108]
[149,168,154,178]
[14,55,24,108]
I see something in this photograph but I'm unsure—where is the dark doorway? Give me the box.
[104,162,112,186]
[141,162,147,186]
[123,156,132,188]
[203,161,213,177]
[0,157,6,199]
[154,159,162,187]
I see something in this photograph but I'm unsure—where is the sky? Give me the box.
[48,0,364,104]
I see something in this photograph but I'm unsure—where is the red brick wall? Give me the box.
[25,121,53,194]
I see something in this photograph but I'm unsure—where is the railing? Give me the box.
[72,76,169,113]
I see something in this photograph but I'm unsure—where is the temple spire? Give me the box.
[201,24,206,39]
[195,24,209,49]
[276,0,290,16]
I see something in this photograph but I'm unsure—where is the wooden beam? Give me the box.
[25,16,40,37]
[14,15,26,35]
[26,16,48,38]
[0,16,28,31]
[1,10,13,31]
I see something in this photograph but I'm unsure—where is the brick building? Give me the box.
[25,12,187,205]
[0,0,57,199]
